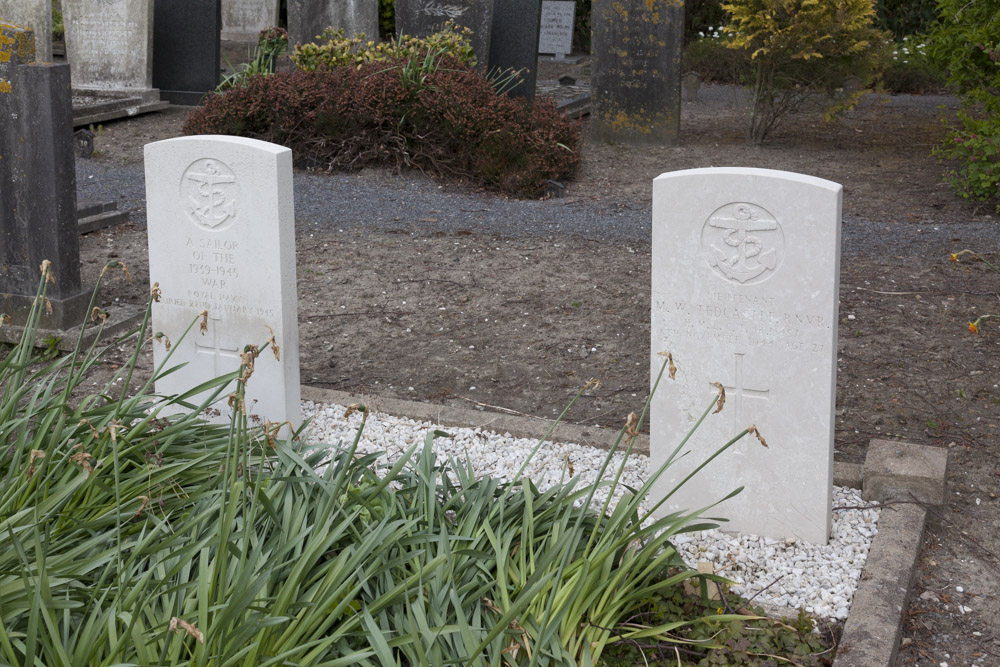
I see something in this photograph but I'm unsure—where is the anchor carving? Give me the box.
[186,161,236,229]
[707,204,778,283]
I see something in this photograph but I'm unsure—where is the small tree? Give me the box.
[723,0,888,144]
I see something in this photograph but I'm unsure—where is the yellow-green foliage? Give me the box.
[291,20,476,72]
[722,0,888,143]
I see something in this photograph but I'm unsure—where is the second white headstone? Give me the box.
[649,167,841,545]
[145,135,300,428]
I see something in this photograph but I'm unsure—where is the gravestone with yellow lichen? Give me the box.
[0,22,93,331]
[591,0,683,145]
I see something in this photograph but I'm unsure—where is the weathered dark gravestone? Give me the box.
[0,22,91,331]
[395,0,496,65]
[153,0,222,105]
[591,0,683,145]
[0,0,52,61]
[289,0,379,47]
[486,0,540,98]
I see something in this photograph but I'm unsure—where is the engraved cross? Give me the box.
[718,352,769,431]
[194,316,241,377]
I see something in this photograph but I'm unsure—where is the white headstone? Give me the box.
[649,167,842,545]
[62,0,154,92]
[538,0,574,58]
[0,0,52,62]
[222,0,280,42]
[145,135,301,428]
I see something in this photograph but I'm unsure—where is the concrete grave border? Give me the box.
[302,386,946,666]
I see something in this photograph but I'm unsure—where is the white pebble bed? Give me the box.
[302,400,879,621]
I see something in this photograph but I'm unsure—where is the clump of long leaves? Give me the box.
[1,264,756,665]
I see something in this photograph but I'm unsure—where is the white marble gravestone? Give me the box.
[62,0,155,94]
[0,0,52,61]
[145,135,300,428]
[538,1,574,58]
[222,0,280,42]
[649,167,842,545]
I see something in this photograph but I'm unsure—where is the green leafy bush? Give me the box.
[217,27,288,91]
[928,0,1000,210]
[51,7,64,42]
[683,28,750,84]
[723,0,889,144]
[291,21,475,72]
[874,0,939,40]
[881,35,946,93]
[685,0,729,45]
[935,123,1000,212]
[572,0,592,53]
[186,57,579,197]
[378,0,395,40]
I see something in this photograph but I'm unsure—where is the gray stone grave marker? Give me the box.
[153,0,222,105]
[0,0,52,61]
[395,0,496,65]
[649,168,842,545]
[222,0,280,42]
[591,0,683,145]
[0,22,92,333]
[487,0,541,98]
[62,0,169,123]
[145,136,301,427]
[538,0,573,58]
[289,0,379,46]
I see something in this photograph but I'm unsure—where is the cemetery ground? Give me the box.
[69,74,1000,664]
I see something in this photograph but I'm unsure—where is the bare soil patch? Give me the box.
[74,66,1000,664]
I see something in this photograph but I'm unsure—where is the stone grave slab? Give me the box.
[649,167,842,545]
[591,0,682,144]
[153,0,222,105]
[487,0,540,98]
[145,136,300,427]
[395,0,495,65]
[62,0,168,123]
[538,0,573,58]
[222,0,280,42]
[289,0,379,47]
[0,0,51,61]
[77,200,129,234]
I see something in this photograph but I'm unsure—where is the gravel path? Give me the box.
[76,157,997,256]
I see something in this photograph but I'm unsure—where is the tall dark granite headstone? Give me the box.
[289,0,379,46]
[152,0,222,105]
[487,0,540,99]
[0,22,92,330]
[395,0,496,65]
[591,0,683,145]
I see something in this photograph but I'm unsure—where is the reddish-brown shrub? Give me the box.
[183,59,581,197]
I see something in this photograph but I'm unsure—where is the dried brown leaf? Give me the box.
[266,325,280,361]
[747,424,769,448]
[168,617,204,643]
[711,382,726,414]
[27,449,45,480]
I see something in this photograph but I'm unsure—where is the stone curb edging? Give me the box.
[300,386,946,666]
